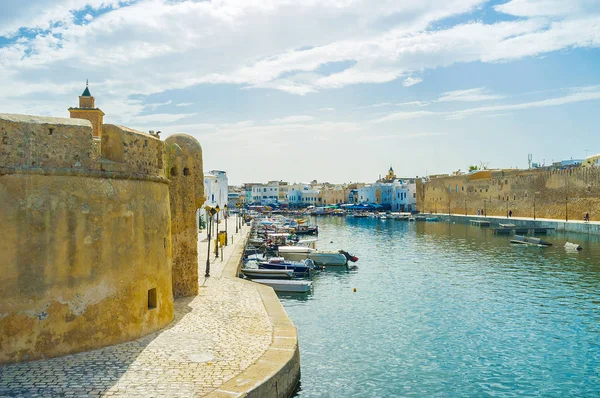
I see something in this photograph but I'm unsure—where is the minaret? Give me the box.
[69,80,105,138]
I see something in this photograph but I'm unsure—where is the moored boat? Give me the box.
[241,268,294,279]
[258,258,317,276]
[277,246,358,266]
[510,235,552,247]
[250,279,313,293]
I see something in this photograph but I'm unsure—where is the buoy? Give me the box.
[353,288,357,292]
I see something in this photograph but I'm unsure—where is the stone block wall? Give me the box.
[0,114,197,364]
[165,134,205,298]
[418,167,600,221]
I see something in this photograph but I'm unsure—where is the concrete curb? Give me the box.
[424,213,600,235]
[206,226,301,398]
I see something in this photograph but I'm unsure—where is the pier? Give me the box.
[425,213,600,235]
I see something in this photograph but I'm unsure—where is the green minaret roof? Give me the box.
[81,79,91,97]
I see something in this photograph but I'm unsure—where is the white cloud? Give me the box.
[402,76,423,87]
[396,101,430,107]
[371,111,437,123]
[145,100,172,110]
[355,102,393,109]
[270,115,315,124]
[127,112,196,125]
[446,86,600,119]
[317,107,335,112]
[0,0,598,129]
[494,0,598,17]
[176,102,194,107]
[438,87,504,102]
[370,85,600,122]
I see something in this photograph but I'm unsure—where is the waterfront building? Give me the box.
[203,170,228,216]
[582,153,600,168]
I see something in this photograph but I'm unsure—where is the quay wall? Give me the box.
[0,114,204,364]
[423,214,600,235]
[208,225,301,398]
[417,168,600,222]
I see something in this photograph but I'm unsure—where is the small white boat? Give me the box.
[564,242,583,251]
[278,246,348,266]
[251,279,313,293]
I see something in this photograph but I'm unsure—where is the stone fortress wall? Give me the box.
[417,167,600,221]
[166,134,204,298]
[0,112,204,364]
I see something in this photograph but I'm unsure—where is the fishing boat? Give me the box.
[277,246,358,266]
[250,279,313,293]
[293,225,319,235]
[510,235,552,247]
[241,268,294,279]
[258,258,317,276]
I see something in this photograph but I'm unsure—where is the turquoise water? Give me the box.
[281,217,600,397]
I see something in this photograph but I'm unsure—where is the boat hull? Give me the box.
[251,279,313,292]
[279,252,348,266]
[241,269,293,279]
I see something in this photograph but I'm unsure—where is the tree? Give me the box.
[468,165,479,172]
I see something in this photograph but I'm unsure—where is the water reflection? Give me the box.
[286,217,600,397]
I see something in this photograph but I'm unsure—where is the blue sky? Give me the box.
[0,0,599,184]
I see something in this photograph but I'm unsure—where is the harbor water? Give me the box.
[281,217,600,397]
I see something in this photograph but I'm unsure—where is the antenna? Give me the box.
[528,154,532,169]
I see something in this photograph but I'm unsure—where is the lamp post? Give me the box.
[235,204,239,234]
[205,206,217,277]
[224,204,228,245]
[506,197,509,218]
[484,200,486,217]
[464,199,467,216]
[533,194,536,220]
[215,204,220,258]
[565,177,569,222]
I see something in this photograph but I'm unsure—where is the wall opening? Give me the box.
[183,167,190,176]
[148,288,157,310]
[48,128,54,136]
[170,167,178,176]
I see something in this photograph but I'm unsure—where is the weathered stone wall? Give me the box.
[0,114,174,364]
[165,134,205,298]
[418,168,600,221]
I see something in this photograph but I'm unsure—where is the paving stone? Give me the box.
[0,221,272,397]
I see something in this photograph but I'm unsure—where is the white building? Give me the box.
[250,181,281,205]
[391,179,417,212]
[202,170,228,225]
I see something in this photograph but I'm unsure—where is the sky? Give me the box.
[0,0,599,185]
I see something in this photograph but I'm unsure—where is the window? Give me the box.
[170,167,178,176]
[148,288,157,310]
[183,167,190,176]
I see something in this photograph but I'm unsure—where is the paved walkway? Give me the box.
[0,218,276,397]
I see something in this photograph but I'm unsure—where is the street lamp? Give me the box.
[506,197,509,218]
[464,199,467,216]
[205,206,217,277]
[215,204,220,258]
[224,204,228,246]
[235,203,239,233]
[484,199,486,217]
